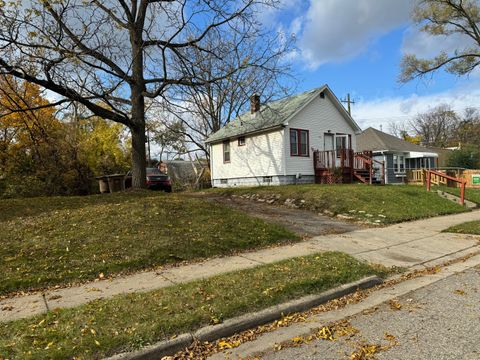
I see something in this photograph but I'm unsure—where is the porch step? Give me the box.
[436,190,477,209]
[353,172,382,185]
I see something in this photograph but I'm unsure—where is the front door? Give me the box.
[324,133,334,151]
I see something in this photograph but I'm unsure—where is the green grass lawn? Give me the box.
[0,191,297,296]
[0,252,389,360]
[444,220,480,235]
[435,185,480,204]
[212,184,467,224]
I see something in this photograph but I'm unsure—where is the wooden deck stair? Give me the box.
[353,168,382,185]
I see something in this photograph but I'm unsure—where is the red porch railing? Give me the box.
[313,148,354,170]
[426,169,466,205]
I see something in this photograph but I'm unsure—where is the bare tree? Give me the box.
[410,104,459,147]
[400,0,480,82]
[0,0,276,188]
[150,30,295,160]
[388,121,411,139]
[456,107,480,146]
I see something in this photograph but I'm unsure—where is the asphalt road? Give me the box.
[262,266,480,360]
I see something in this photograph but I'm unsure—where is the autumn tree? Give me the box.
[0,0,277,188]
[400,0,480,82]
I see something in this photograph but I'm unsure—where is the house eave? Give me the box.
[205,124,285,145]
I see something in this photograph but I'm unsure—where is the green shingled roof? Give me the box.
[205,86,327,144]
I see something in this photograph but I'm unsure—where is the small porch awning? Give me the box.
[407,151,439,159]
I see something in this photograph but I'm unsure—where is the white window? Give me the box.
[223,141,230,163]
[393,154,406,173]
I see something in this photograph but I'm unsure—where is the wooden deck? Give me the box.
[313,149,385,185]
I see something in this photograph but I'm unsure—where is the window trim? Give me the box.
[238,136,246,146]
[289,128,309,157]
[223,140,231,163]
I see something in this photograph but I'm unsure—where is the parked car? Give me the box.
[125,168,172,192]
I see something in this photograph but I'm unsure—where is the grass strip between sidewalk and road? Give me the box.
[444,220,480,235]
[211,184,467,224]
[0,191,297,296]
[0,252,390,360]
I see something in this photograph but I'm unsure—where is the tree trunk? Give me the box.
[128,20,148,189]
[130,121,147,189]
[130,82,147,189]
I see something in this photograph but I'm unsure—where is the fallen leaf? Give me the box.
[388,299,402,310]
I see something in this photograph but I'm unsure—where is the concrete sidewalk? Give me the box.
[1,211,480,323]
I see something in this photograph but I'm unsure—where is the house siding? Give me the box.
[384,153,405,184]
[284,94,358,176]
[210,129,285,187]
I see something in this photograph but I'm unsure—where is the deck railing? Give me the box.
[313,148,354,170]
[426,169,467,205]
[313,149,385,185]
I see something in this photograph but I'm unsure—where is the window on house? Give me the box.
[290,129,309,157]
[238,136,246,146]
[223,141,230,163]
[393,154,406,173]
[220,179,228,184]
[263,176,272,183]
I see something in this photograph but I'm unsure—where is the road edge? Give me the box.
[105,276,383,360]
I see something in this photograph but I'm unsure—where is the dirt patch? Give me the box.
[206,195,361,237]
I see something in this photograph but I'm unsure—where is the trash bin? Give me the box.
[96,176,110,194]
[106,174,126,193]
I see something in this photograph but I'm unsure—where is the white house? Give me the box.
[205,85,362,187]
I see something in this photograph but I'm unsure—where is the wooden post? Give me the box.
[382,161,385,185]
[460,182,466,205]
[368,158,373,185]
[426,170,431,192]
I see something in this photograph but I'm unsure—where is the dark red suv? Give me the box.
[125,168,172,192]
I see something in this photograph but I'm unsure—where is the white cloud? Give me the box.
[294,0,414,69]
[401,26,475,59]
[352,83,480,131]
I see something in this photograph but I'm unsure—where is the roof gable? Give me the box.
[206,85,361,143]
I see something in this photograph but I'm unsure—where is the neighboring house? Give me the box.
[205,85,362,187]
[357,127,439,184]
[427,146,453,167]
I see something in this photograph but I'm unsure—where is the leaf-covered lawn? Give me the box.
[0,252,389,360]
[212,184,467,224]
[0,191,297,295]
[444,220,480,235]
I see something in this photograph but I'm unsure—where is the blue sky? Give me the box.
[270,0,480,132]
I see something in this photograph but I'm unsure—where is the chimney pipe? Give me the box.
[250,93,260,114]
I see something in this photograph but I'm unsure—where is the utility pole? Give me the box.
[341,93,355,115]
